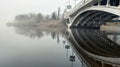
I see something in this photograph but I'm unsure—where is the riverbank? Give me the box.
[7,19,67,33]
[36,20,67,33]
[100,23,120,32]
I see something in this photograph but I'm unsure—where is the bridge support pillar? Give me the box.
[98,0,101,6]
[119,0,120,6]
[106,0,110,6]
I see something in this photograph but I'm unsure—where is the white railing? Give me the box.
[64,0,95,18]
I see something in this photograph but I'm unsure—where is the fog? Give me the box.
[0,0,65,14]
[0,0,65,23]
[0,0,82,22]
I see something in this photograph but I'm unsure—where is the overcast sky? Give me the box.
[0,0,80,15]
[0,0,81,21]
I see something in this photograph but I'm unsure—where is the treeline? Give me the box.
[14,12,59,23]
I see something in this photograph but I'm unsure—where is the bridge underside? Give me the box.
[71,10,119,28]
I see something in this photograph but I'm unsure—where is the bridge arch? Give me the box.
[71,6,120,27]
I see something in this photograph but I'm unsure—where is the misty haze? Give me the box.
[1,0,120,67]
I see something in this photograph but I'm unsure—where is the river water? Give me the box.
[1,17,120,67]
[1,11,120,67]
[0,17,83,67]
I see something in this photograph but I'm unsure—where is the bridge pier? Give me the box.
[98,0,101,6]
[119,0,120,6]
[106,0,110,6]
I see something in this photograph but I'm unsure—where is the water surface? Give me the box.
[1,11,120,67]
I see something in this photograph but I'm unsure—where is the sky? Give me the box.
[0,0,79,14]
[0,0,65,14]
[0,0,81,22]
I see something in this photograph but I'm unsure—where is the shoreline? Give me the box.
[101,25,120,32]
[7,20,67,33]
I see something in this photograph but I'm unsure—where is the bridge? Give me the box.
[64,0,120,28]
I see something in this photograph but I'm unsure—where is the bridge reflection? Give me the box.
[65,29,120,67]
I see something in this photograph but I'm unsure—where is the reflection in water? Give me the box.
[65,29,120,67]
[15,26,44,39]
[6,22,120,67]
[9,23,66,40]
[6,22,83,67]
[107,32,120,45]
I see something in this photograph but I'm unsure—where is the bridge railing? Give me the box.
[64,0,90,18]
[72,0,89,11]
[64,0,120,18]
[64,0,98,18]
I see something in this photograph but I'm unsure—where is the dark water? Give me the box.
[68,29,120,67]
[1,20,120,67]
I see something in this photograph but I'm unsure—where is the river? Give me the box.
[0,16,83,67]
[1,9,120,67]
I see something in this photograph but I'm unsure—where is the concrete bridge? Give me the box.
[64,0,120,28]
